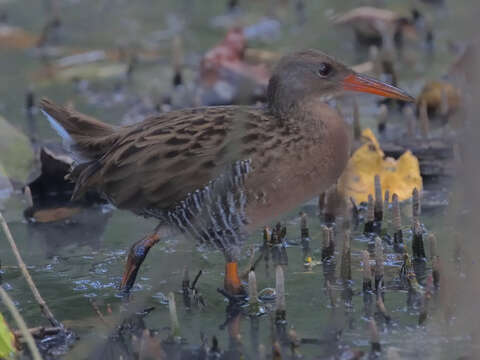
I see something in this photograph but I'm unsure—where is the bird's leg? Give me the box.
[120,225,162,292]
[223,247,245,297]
[224,261,242,295]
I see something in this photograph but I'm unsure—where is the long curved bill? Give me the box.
[342,73,415,102]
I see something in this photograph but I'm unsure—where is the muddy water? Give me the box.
[0,0,477,358]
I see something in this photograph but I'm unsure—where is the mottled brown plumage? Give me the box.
[40,49,413,291]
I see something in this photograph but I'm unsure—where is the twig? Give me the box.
[14,326,62,339]
[392,194,403,249]
[326,280,336,307]
[350,197,359,227]
[362,250,372,292]
[376,296,391,324]
[241,246,256,279]
[374,237,384,292]
[321,226,335,261]
[412,220,426,259]
[288,328,301,357]
[364,194,375,234]
[0,213,59,327]
[168,292,180,338]
[275,265,286,323]
[0,287,43,360]
[248,271,260,316]
[182,266,191,309]
[340,231,351,282]
[89,299,109,326]
[374,175,383,221]
[419,100,429,139]
[369,318,381,353]
[190,270,202,290]
[412,188,421,221]
[251,249,265,271]
[383,190,389,218]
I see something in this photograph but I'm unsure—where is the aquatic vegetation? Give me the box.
[0,0,477,358]
[0,116,34,182]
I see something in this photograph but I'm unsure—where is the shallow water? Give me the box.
[0,0,476,358]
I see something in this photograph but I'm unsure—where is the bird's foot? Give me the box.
[216,261,247,307]
[120,233,160,292]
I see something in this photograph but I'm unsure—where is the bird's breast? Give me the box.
[243,105,350,228]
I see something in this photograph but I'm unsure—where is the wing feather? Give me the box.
[74,105,262,213]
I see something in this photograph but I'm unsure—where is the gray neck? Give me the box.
[266,74,306,121]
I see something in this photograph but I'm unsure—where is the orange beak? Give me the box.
[342,73,414,102]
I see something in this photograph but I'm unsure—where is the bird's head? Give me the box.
[267,49,414,117]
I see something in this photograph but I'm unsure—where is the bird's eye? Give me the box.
[317,62,332,77]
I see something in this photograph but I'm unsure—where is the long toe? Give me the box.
[120,234,160,291]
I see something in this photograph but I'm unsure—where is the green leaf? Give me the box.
[0,115,34,182]
[0,313,17,359]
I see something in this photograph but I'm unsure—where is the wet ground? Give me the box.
[0,0,477,358]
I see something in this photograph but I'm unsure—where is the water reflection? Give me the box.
[25,207,112,258]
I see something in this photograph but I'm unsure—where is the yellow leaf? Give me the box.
[417,81,461,115]
[0,25,38,49]
[0,313,17,359]
[361,128,382,151]
[337,129,422,203]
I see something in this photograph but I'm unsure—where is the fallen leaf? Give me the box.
[337,128,422,203]
[0,313,17,359]
[0,25,38,49]
[417,81,461,116]
[200,27,270,86]
[33,207,82,223]
[32,62,127,85]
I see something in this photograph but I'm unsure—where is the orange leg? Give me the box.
[120,233,160,292]
[224,261,242,295]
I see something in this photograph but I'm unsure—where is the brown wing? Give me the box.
[74,106,264,213]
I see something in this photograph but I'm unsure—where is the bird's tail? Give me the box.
[39,98,118,160]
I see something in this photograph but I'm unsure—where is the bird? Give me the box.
[40,49,413,293]
[333,7,419,50]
